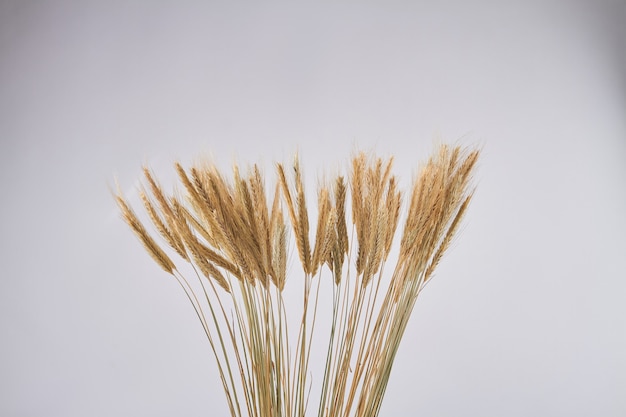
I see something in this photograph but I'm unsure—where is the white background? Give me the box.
[1,1,625,416]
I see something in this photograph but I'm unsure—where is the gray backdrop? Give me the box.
[1,1,625,416]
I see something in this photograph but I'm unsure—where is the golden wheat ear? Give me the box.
[277,160,312,275]
[115,191,175,274]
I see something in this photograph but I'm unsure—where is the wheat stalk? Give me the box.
[116,144,479,417]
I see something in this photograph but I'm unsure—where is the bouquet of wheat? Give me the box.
[116,143,479,417]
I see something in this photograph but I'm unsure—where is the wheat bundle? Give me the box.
[116,144,479,417]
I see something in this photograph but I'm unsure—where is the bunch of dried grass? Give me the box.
[116,144,479,417]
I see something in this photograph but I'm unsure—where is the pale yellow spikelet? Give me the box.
[277,159,312,275]
[276,164,298,240]
[116,194,175,274]
[142,167,178,223]
[170,199,243,281]
[331,242,344,285]
[223,225,256,284]
[400,145,479,280]
[195,169,249,279]
[383,177,402,259]
[189,242,231,293]
[311,187,331,276]
[351,153,397,283]
[318,208,338,273]
[250,165,272,279]
[361,208,387,287]
[176,203,215,249]
[175,163,220,247]
[139,189,189,261]
[271,211,288,290]
[274,164,298,229]
[269,182,282,235]
[350,153,366,223]
[424,192,473,282]
[446,145,461,177]
[381,157,394,187]
[190,167,227,248]
[352,152,379,276]
[293,156,311,274]
[174,162,199,201]
[204,170,258,284]
[334,176,349,258]
[234,171,267,284]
